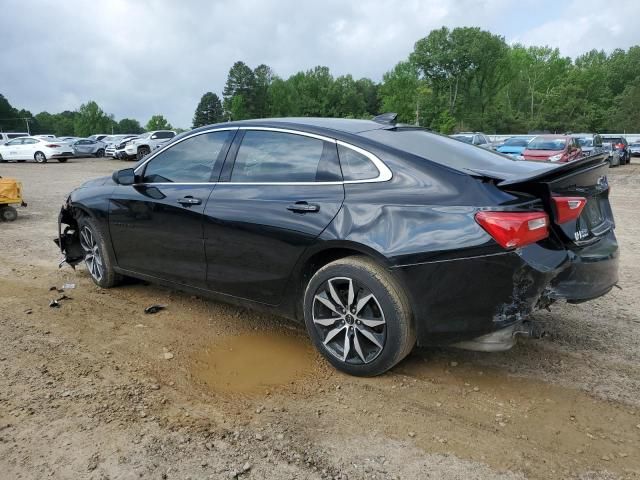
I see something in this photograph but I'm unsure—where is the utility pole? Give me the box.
[24,118,31,135]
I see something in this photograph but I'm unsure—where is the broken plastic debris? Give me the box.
[49,299,60,308]
[144,304,167,314]
[56,294,72,301]
[63,283,76,289]
[49,286,57,291]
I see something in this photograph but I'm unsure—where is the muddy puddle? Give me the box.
[190,331,316,394]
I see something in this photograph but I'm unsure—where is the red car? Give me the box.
[522,135,582,162]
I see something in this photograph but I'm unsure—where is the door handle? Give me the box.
[287,201,320,213]
[177,196,202,206]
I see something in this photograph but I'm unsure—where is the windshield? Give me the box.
[503,137,531,147]
[527,137,567,151]
[451,135,474,144]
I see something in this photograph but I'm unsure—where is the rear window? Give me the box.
[576,138,593,147]
[451,135,473,144]
[359,128,522,172]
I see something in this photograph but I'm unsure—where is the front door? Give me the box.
[203,129,345,305]
[109,129,235,287]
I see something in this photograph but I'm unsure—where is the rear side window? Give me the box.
[231,130,338,183]
[338,144,379,181]
[143,131,233,183]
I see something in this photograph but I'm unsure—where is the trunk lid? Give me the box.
[469,153,613,247]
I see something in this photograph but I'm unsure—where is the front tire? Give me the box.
[96,149,105,158]
[304,256,416,377]
[34,151,47,163]
[78,217,122,288]
[136,146,150,161]
[0,206,18,221]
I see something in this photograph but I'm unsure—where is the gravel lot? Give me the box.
[1,157,639,479]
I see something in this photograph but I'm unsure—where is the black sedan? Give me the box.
[55,115,619,376]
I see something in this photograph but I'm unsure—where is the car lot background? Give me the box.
[1,157,639,479]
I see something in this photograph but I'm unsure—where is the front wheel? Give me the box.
[136,146,150,161]
[0,206,18,221]
[34,151,47,163]
[78,217,122,288]
[304,256,416,377]
[96,149,105,158]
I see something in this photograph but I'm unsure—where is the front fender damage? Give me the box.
[53,204,84,268]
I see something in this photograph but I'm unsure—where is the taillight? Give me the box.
[552,196,586,223]
[615,143,624,150]
[475,211,549,249]
[45,144,60,148]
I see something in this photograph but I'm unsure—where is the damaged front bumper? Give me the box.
[54,202,84,268]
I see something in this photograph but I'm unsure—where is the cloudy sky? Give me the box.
[2,0,639,128]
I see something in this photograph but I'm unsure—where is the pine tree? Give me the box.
[192,92,223,128]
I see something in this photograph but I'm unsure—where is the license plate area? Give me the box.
[582,198,604,228]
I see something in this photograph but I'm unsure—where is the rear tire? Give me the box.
[34,151,47,163]
[0,206,18,221]
[78,216,122,288]
[0,154,5,163]
[96,149,105,158]
[304,256,416,377]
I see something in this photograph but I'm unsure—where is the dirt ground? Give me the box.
[0,157,639,480]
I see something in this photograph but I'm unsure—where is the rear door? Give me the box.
[203,128,345,304]
[109,129,235,287]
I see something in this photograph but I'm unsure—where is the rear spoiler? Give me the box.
[466,153,609,188]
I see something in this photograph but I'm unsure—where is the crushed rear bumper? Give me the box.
[395,230,619,346]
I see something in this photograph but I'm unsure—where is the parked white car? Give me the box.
[102,134,138,157]
[0,136,75,163]
[121,130,176,160]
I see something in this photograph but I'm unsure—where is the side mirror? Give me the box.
[112,168,136,185]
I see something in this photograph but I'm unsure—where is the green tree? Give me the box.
[146,115,172,131]
[192,92,223,128]
[74,101,113,137]
[253,64,274,118]
[379,61,423,124]
[118,118,144,134]
[223,61,257,120]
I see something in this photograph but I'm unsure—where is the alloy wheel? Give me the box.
[34,152,46,163]
[79,225,104,282]
[312,276,386,364]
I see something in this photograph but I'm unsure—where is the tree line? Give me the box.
[194,26,640,134]
[0,96,174,137]
[2,26,640,137]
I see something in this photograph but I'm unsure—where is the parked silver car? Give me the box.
[72,138,106,157]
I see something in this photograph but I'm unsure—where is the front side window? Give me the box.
[338,144,379,181]
[142,131,233,183]
[7,138,23,145]
[231,131,329,183]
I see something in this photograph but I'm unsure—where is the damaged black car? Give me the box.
[55,115,619,376]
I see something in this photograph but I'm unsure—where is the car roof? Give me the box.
[191,117,389,137]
